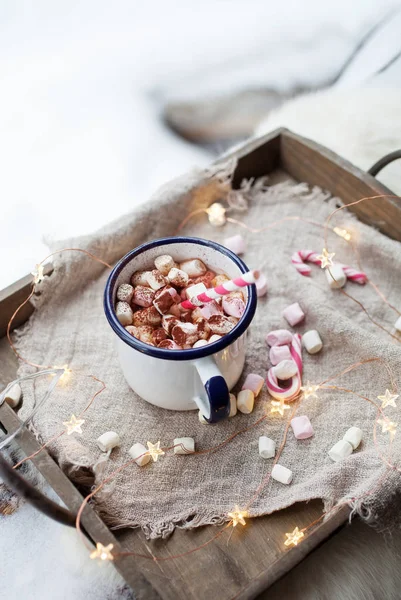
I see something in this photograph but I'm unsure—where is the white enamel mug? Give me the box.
[104,237,257,423]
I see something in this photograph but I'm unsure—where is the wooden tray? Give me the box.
[0,128,398,600]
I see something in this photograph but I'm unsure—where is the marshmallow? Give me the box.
[282,302,305,327]
[266,329,293,347]
[132,285,155,308]
[229,393,237,417]
[193,339,208,348]
[158,339,182,349]
[302,330,323,354]
[137,325,155,345]
[271,463,293,485]
[242,373,264,397]
[131,270,152,287]
[222,295,246,319]
[196,318,211,340]
[191,307,204,322]
[343,426,363,450]
[208,334,222,343]
[133,306,162,327]
[237,389,254,414]
[167,267,189,287]
[125,325,139,337]
[116,283,134,303]
[162,314,179,335]
[172,322,199,347]
[192,271,215,288]
[4,383,22,408]
[180,259,207,277]
[200,300,223,320]
[269,345,291,365]
[129,442,151,466]
[116,301,133,326]
[274,359,298,381]
[326,264,347,289]
[198,411,208,424]
[174,437,195,455]
[147,269,168,291]
[97,431,121,452]
[153,287,176,314]
[154,254,177,276]
[152,328,167,345]
[224,234,246,255]
[395,316,401,332]
[212,274,230,287]
[259,436,275,459]
[328,439,353,462]
[291,415,314,440]
[256,273,268,297]
[186,282,207,300]
[208,315,235,335]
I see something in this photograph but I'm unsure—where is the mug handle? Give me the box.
[193,356,230,423]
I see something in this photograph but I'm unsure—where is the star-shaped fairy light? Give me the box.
[377,418,398,440]
[63,414,85,435]
[207,202,227,227]
[146,441,165,462]
[90,542,114,561]
[227,505,248,527]
[300,382,320,400]
[31,263,45,284]
[317,248,335,269]
[377,389,398,409]
[270,397,291,416]
[284,526,304,547]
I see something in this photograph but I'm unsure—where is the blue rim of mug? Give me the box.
[104,237,257,361]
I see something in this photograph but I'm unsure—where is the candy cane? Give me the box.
[291,250,367,284]
[180,269,259,310]
[266,334,303,402]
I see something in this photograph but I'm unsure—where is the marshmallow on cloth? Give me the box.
[302,330,323,354]
[229,393,237,417]
[154,254,177,276]
[223,234,246,255]
[269,345,292,365]
[266,329,293,347]
[328,439,353,462]
[4,383,22,408]
[116,301,133,326]
[259,436,275,459]
[237,389,254,414]
[274,359,298,380]
[343,426,363,450]
[271,463,293,485]
[291,415,314,439]
[282,302,305,327]
[326,264,346,289]
[129,442,151,466]
[255,273,268,297]
[242,373,264,397]
[174,437,195,455]
[97,431,121,452]
[180,258,207,278]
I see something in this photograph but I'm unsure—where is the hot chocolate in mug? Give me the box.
[104,237,257,423]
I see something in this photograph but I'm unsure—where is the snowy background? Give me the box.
[1,1,401,599]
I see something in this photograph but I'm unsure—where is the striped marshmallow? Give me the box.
[266,334,303,402]
[291,250,367,284]
[180,269,259,310]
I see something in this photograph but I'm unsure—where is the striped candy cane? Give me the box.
[291,250,367,284]
[180,269,259,310]
[266,334,303,402]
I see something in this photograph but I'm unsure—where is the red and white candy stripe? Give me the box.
[291,250,367,284]
[180,269,259,310]
[266,334,303,402]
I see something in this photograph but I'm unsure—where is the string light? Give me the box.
[63,414,85,435]
[300,382,320,399]
[90,543,114,561]
[316,248,335,269]
[207,202,227,227]
[227,506,248,527]
[377,389,398,409]
[284,526,304,547]
[31,263,45,284]
[333,226,352,242]
[146,441,165,462]
[377,418,398,440]
[270,398,291,416]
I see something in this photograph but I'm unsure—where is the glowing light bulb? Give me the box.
[300,382,319,399]
[90,542,114,561]
[207,203,226,226]
[316,248,335,269]
[146,441,165,462]
[333,227,352,242]
[377,389,398,409]
[377,418,398,440]
[227,505,248,527]
[270,398,291,416]
[284,526,304,547]
[63,414,85,435]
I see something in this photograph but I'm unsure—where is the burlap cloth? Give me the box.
[15,164,401,538]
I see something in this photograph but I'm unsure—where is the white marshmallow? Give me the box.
[116,283,134,303]
[4,383,22,408]
[325,264,346,289]
[302,330,323,354]
[174,437,195,454]
[343,426,363,450]
[146,270,167,291]
[180,259,207,277]
[208,334,222,343]
[259,436,275,459]
[128,442,151,466]
[271,463,293,485]
[193,339,208,348]
[97,431,121,452]
[186,282,207,300]
[274,359,297,380]
[237,389,254,414]
[229,393,237,417]
[328,439,353,462]
[116,301,133,326]
[131,270,152,287]
[198,410,208,424]
[154,254,177,276]
[167,267,189,287]
[395,316,401,332]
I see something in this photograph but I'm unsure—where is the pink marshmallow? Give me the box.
[222,295,246,318]
[256,273,268,297]
[291,415,314,440]
[224,234,246,255]
[269,345,292,365]
[282,302,305,327]
[241,373,264,397]
[200,300,223,320]
[266,329,293,347]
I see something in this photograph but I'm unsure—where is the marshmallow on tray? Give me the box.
[269,345,292,365]
[174,437,195,454]
[4,383,22,408]
[223,234,246,255]
[271,463,293,485]
[97,431,121,452]
[282,302,305,327]
[274,360,297,381]
[343,426,362,450]
[229,393,237,417]
[256,273,268,297]
[129,442,151,466]
[302,330,323,354]
[237,389,255,414]
[326,264,347,289]
[291,415,314,440]
[259,436,275,459]
[266,329,293,347]
[328,439,353,462]
[242,373,264,397]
